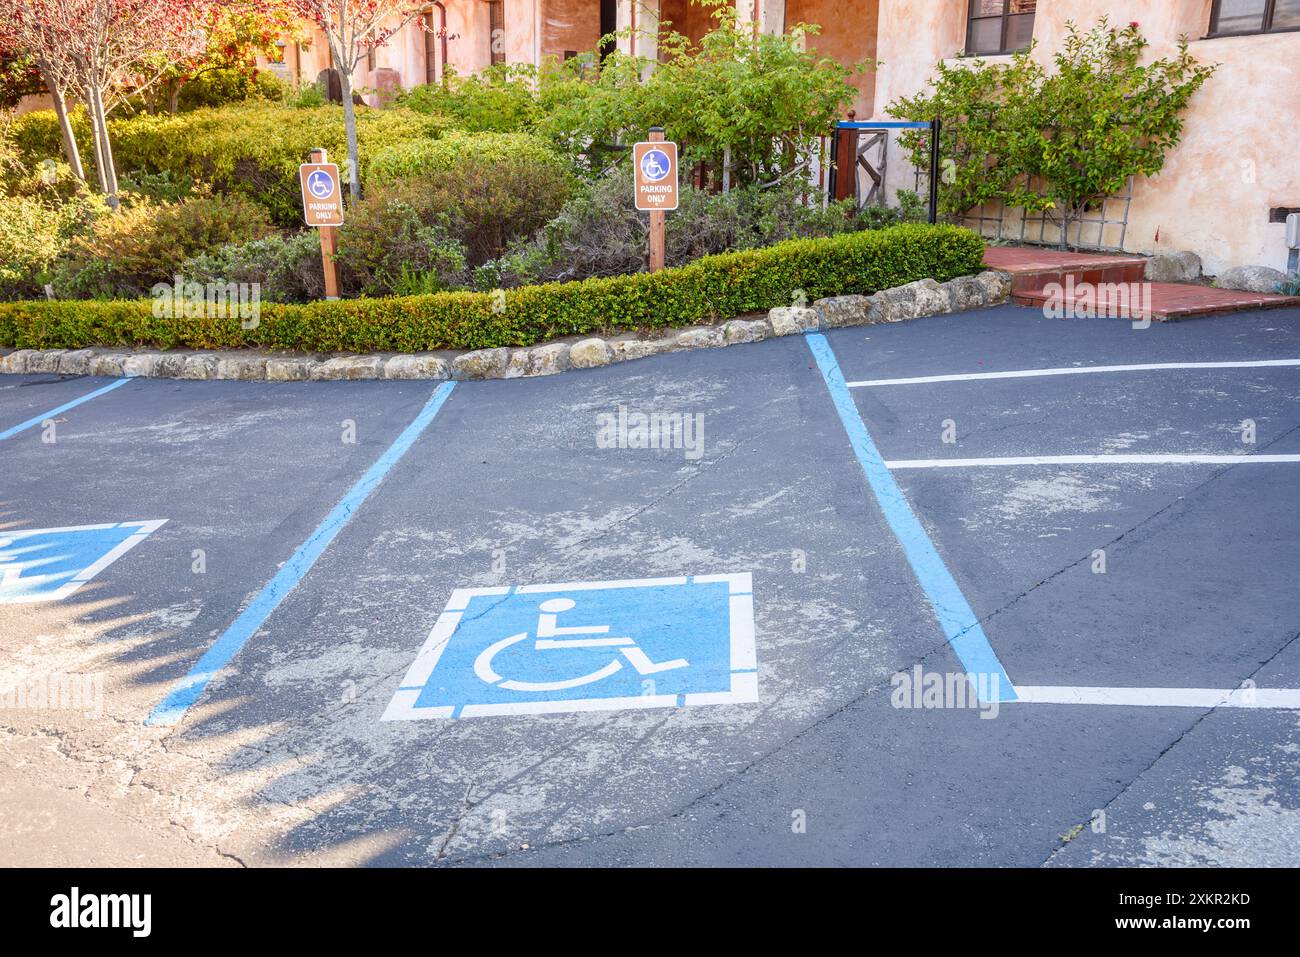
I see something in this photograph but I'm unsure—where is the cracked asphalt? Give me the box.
[2,302,1299,867]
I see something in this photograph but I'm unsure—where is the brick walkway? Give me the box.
[984,246,1300,320]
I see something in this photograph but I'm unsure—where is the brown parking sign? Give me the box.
[299,162,344,227]
[633,140,679,212]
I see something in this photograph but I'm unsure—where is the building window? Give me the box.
[1209,0,1300,35]
[965,0,1037,56]
[489,0,505,65]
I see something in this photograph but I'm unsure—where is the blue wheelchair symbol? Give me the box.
[0,520,166,603]
[384,574,756,719]
[640,149,671,182]
[307,169,335,199]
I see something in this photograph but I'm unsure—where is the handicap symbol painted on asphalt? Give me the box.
[639,149,671,182]
[383,574,756,719]
[0,520,166,603]
[307,169,335,199]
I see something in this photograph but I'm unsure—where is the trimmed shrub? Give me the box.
[0,190,108,300]
[480,168,924,287]
[366,132,574,264]
[0,196,67,299]
[0,224,984,353]
[51,191,275,299]
[334,196,468,297]
[396,66,541,133]
[171,69,287,113]
[9,103,446,225]
[179,233,329,303]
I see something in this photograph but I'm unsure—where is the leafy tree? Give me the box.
[888,54,1019,219]
[538,5,863,187]
[0,47,46,109]
[0,0,217,200]
[890,19,1216,249]
[153,2,305,115]
[0,6,88,181]
[1004,20,1216,248]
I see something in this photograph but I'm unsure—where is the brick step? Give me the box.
[1013,281,1300,321]
[982,246,1149,295]
[1009,263,1147,296]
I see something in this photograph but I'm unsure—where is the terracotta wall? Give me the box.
[785,0,879,116]
[659,0,719,49]
[543,0,603,59]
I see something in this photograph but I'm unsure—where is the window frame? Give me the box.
[964,0,1037,57]
[1208,0,1300,37]
[488,0,506,66]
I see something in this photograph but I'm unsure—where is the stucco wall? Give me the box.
[282,2,541,98]
[14,94,54,117]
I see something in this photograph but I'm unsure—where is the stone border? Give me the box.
[0,272,1011,382]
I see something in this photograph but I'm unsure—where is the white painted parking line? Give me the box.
[885,454,1300,469]
[846,358,1300,389]
[1013,685,1300,709]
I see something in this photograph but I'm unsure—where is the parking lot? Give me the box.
[2,301,1299,867]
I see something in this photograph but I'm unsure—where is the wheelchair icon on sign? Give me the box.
[474,597,688,692]
[307,169,335,199]
[640,149,670,182]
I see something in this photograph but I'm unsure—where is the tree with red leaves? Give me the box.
[0,5,87,181]
[283,1,429,198]
[0,0,215,200]
[156,2,304,115]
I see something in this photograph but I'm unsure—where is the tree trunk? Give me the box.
[41,67,85,182]
[88,83,119,203]
[168,79,182,115]
[339,69,362,200]
[84,82,110,195]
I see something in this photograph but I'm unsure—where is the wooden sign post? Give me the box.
[299,148,344,300]
[633,128,679,273]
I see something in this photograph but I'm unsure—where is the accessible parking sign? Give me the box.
[633,140,679,211]
[299,161,344,227]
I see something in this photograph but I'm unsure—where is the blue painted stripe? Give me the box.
[836,121,932,130]
[146,382,458,725]
[0,376,134,441]
[805,334,1016,701]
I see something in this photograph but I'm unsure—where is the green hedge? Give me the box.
[0,223,984,354]
[368,130,567,186]
[9,104,445,225]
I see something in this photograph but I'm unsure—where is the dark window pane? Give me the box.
[1214,0,1268,33]
[967,17,1004,54]
[1005,12,1035,50]
[1272,0,1300,29]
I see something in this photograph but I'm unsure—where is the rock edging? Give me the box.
[0,271,1011,382]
